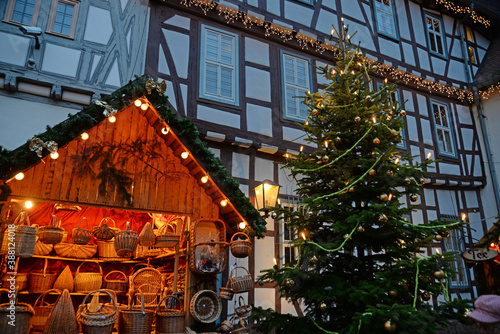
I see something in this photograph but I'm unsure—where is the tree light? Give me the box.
[15,172,24,180]
[427,152,432,159]
[273,258,277,266]
[239,222,246,229]
[201,175,209,183]
[461,213,467,221]
[108,115,116,123]
[161,127,169,135]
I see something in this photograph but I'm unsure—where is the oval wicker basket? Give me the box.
[114,222,139,257]
[103,270,128,294]
[77,289,118,334]
[93,217,119,241]
[38,214,65,245]
[228,266,253,294]
[0,288,34,334]
[235,296,252,318]
[117,288,155,334]
[190,290,222,324]
[29,258,57,293]
[229,232,252,258]
[74,261,103,293]
[155,295,185,334]
[72,216,93,245]
[32,289,61,332]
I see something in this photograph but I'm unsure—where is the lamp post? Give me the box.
[254,179,281,218]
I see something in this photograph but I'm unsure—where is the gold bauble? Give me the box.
[434,269,446,280]
[400,110,406,116]
[379,214,388,222]
[285,278,295,287]
[388,290,398,298]
[373,137,380,145]
[365,95,372,101]
[355,116,361,122]
[319,302,327,311]
[369,169,376,176]
[422,292,431,301]
[380,193,388,201]
[310,255,318,263]
[410,194,418,202]
[322,155,329,163]
[357,226,365,232]
[348,187,355,193]
[404,177,412,185]
[419,178,426,184]
[440,230,450,238]
[434,234,443,242]
[311,109,318,116]
[384,320,397,332]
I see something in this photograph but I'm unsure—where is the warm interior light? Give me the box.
[81,132,89,140]
[161,127,169,135]
[50,152,59,159]
[220,199,228,207]
[25,201,33,209]
[134,99,142,107]
[15,172,24,180]
[239,222,246,230]
[108,115,116,123]
[201,175,209,183]
[180,151,189,159]
[140,103,148,111]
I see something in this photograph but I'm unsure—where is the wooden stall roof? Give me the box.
[6,97,250,234]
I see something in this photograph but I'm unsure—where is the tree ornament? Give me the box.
[422,292,431,301]
[380,193,388,201]
[388,290,398,298]
[319,302,327,311]
[348,187,355,193]
[271,212,278,219]
[440,230,450,238]
[259,280,264,286]
[357,226,365,232]
[434,234,443,242]
[310,255,318,263]
[343,234,351,239]
[317,102,325,109]
[400,110,406,116]
[434,269,446,280]
[379,214,388,222]
[419,177,426,185]
[369,169,376,176]
[410,194,418,202]
[365,95,371,101]
[373,137,380,145]
[384,320,397,332]
[404,177,412,185]
[387,170,394,176]
[285,278,295,287]
[311,109,318,116]
[335,136,341,143]
[355,116,361,122]
[322,155,330,163]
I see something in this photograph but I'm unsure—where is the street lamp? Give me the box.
[254,179,281,218]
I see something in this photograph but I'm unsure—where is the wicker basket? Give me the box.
[72,216,93,245]
[219,282,234,301]
[155,222,180,248]
[228,266,253,294]
[38,214,65,245]
[2,211,37,258]
[97,239,124,260]
[117,289,155,334]
[43,288,78,334]
[235,296,251,318]
[189,219,227,275]
[189,290,222,324]
[32,289,61,332]
[93,218,119,241]
[54,242,98,259]
[2,257,28,293]
[114,222,139,257]
[103,270,128,294]
[77,289,118,334]
[53,265,74,292]
[130,268,164,309]
[34,236,53,255]
[74,261,103,293]
[229,232,252,259]
[0,288,34,334]
[155,295,185,334]
[29,258,57,293]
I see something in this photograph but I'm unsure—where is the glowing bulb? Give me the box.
[436,248,441,255]
[140,103,148,111]
[81,132,89,140]
[50,152,59,159]
[134,99,142,107]
[180,151,189,159]
[284,153,289,158]
[201,175,209,183]
[15,172,24,180]
[108,115,116,123]
[301,232,306,240]
[384,78,388,84]
[239,222,246,230]
[273,258,277,266]
[300,146,304,152]
[330,29,334,35]
[324,141,328,148]
[394,157,400,164]
[372,117,377,124]
[461,213,467,221]
[25,201,33,209]
[388,194,393,201]
[220,199,228,207]
[427,152,432,159]
[161,127,169,135]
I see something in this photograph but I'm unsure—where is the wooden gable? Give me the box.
[6,99,244,233]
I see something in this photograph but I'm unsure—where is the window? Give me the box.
[282,52,311,121]
[425,13,447,58]
[279,202,300,266]
[199,25,238,105]
[443,221,469,289]
[464,26,476,64]
[373,0,398,40]
[431,100,456,157]
[377,82,405,149]
[47,0,79,38]
[3,0,41,26]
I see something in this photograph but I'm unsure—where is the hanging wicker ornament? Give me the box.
[373,137,380,145]
[384,320,397,332]
[139,222,156,247]
[434,269,446,280]
[322,155,329,163]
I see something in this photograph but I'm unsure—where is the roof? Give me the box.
[473,36,500,88]
[0,76,265,236]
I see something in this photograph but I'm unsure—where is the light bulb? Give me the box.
[239,222,246,230]
[50,152,59,159]
[25,201,33,209]
[15,172,24,180]
[140,103,148,111]
[181,151,189,159]
[81,132,89,140]
[161,127,169,135]
[108,115,116,123]
[201,175,209,183]
[134,99,142,107]
[220,199,228,207]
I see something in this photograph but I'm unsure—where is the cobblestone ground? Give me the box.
[437,321,480,334]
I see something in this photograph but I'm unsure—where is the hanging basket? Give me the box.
[0,288,34,334]
[32,289,61,332]
[114,222,139,257]
[103,270,128,294]
[155,295,185,334]
[72,216,93,245]
[228,266,253,294]
[77,289,118,334]
[189,290,222,324]
[74,261,103,293]
[38,214,65,245]
[117,288,155,334]
[29,258,57,293]
[230,232,252,258]
[189,219,227,275]
[219,279,234,301]
[235,296,252,318]
[93,218,119,241]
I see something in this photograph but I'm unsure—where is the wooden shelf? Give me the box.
[18,291,128,295]
[31,255,143,263]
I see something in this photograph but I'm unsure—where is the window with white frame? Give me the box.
[443,221,469,289]
[282,52,311,121]
[47,0,79,38]
[373,0,398,40]
[425,13,447,58]
[4,0,41,26]
[199,25,238,105]
[377,82,405,149]
[279,202,301,266]
[431,100,455,157]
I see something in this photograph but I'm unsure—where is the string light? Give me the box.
[180,151,189,159]
[461,213,467,221]
[81,132,89,140]
[434,0,490,28]
[50,152,59,159]
[161,127,169,135]
[201,175,209,183]
[220,199,228,207]
[140,103,149,111]
[108,115,116,123]
[427,152,432,159]
[134,99,142,107]
[15,172,24,180]
[239,222,246,229]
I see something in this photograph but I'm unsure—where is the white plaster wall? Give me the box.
[411,209,423,224]
[266,1,280,16]
[284,1,314,27]
[84,6,113,45]
[0,32,30,66]
[197,105,240,128]
[164,15,190,30]
[340,0,363,21]
[245,37,269,66]
[163,29,190,79]
[456,104,472,125]
[283,127,308,146]
[406,116,418,142]
[232,152,250,179]
[439,163,461,176]
[401,42,415,67]
[247,104,272,137]
[104,59,121,87]
[460,128,474,151]
[254,288,275,311]
[254,156,274,182]
[417,48,431,72]
[0,96,78,150]
[378,39,401,60]
[416,94,428,117]
[246,67,271,102]
[281,298,299,316]
[409,2,426,47]
[41,44,81,77]
[395,1,410,40]
[435,190,457,215]
[446,60,467,82]
[254,236,276,282]
[315,10,337,36]
[420,119,433,146]
[344,18,375,52]
[423,188,436,207]
[430,57,446,76]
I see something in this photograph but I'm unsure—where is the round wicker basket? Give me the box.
[190,290,222,323]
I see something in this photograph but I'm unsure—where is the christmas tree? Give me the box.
[252,24,471,334]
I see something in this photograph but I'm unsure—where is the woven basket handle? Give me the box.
[77,217,89,229]
[156,294,183,313]
[81,289,117,314]
[238,295,245,307]
[99,217,116,228]
[42,257,48,276]
[50,214,62,228]
[230,232,250,243]
[104,270,127,282]
[229,265,250,278]
[34,289,61,307]
[129,286,146,314]
[13,210,28,226]
[76,261,103,275]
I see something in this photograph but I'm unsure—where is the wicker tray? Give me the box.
[190,290,222,323]
[54,242,97,259]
